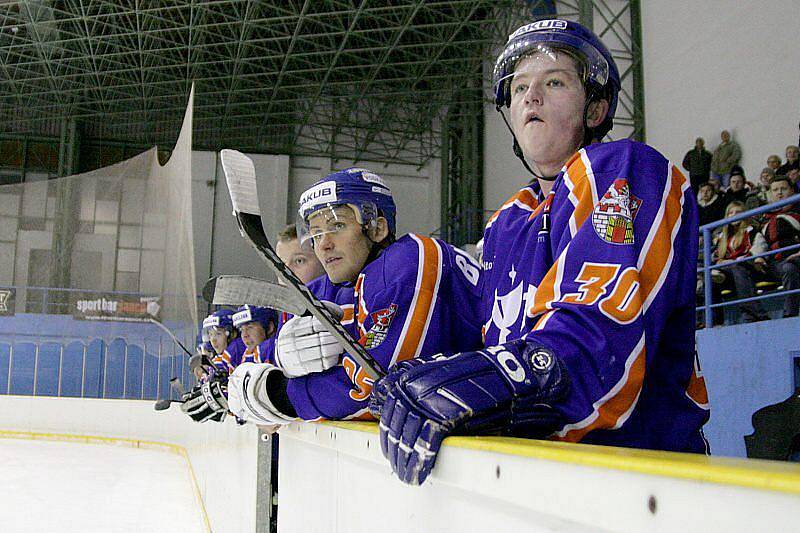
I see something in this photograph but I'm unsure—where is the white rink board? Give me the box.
[278,422,800,533]
[0,396,259,533]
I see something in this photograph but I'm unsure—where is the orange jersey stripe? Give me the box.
[486,188,539,229]
[639,165,688,312]
[554,335,647,442]
[391,235,442,364]
[686,354,710,410]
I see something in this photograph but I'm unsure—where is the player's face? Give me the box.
[770,181,793,202]
[509,52,588,176]
[239,322,267,349]
[207,327,229,354]
[309,206,373,284]
[276,237,325,284]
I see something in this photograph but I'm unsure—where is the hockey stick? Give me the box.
[154,378,187,411]
[202,275,307,316]
[220,149,385,380]
[148,318,193,358]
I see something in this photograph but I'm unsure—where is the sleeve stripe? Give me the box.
[486,187,539,229]
[553,334,646,442]
[638,164,688,314]
[686,355,710,410]
[390,234,443,365]
[340,304,354,325]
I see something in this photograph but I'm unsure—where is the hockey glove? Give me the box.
[378,340,569,485]
[368,353,453,418]
[180,376,229,423]
[227,362,299,426]
[274,302,344,377]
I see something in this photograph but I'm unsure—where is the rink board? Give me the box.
[278,421,800,533]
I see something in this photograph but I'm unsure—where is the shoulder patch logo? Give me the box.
[362,304,397,349]
[592,178,642,245]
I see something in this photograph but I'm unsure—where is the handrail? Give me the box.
[699,192,800,326]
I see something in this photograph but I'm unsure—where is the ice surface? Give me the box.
[0,438,206,532]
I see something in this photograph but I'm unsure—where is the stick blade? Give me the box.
[220,149,261,216]
[202,276,218,303]
[212,275,308,316]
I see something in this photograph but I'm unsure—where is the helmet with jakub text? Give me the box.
[232,305,277,332]
[202,309,237,341]
[296,168,397,246]
[493,19,620,139]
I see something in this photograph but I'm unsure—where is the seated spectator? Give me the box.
[698,181,727,226]
[711,129,742,188]
[787,168,800,193]
[777,145,799,176]
[712,201,768,323]
[753,175,800,317]
[747,167,775,210]
[767,154,782,172]
[682,137,713,194]
[708,175,723,193]
[724,172,749,207]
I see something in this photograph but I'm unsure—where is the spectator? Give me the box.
[787,168,800,193]
[777,145,799,176]
[767,154,782,172]
[754,175,800,317]
[713,201,768,323]
[698,181,727,226]
[724,172,749,207]
[710,129,742,188]
[746,167,775,210]
[682,137,713,194]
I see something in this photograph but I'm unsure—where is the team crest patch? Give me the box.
[592,178,642,245]
[363,304,397,349]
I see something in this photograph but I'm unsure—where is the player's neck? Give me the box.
[538,178,555,196]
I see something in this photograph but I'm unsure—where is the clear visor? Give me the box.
[495,42,609,99]
[296,203,374,246]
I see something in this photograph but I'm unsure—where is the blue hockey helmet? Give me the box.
[492,19,620,139]
[232,304,277,332]
[202,308,237,341]
[296,168,396,245]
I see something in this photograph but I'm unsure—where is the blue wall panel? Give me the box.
[34,343,61,396]
[10,342,35,395]
[83,339,105,398]
[0,343,10,394]
[60,342,85,397]
[104,338,126,398]
[697,315,800,458]
[124,344,144,399]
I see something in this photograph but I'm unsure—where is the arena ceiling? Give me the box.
[0,0,528,166]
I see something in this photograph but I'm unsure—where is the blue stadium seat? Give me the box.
[60,341,86,397]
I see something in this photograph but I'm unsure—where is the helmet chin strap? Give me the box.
[498,98,599,182]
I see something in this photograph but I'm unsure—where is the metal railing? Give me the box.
[698,193,800,326]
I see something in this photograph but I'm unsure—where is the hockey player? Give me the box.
[275,224,326,285]
[231,304,278,366]
[369,19,710,485]
[202,308,246,375]
[226,168,484,426]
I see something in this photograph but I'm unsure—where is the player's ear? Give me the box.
[587,99,609,128]
[368,217,389,243]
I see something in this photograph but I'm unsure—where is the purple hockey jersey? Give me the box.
[285,233,484,421]
[211,337,245,375]
[481,140,709,452]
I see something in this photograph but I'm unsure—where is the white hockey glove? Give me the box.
[274,302,344,377]
[227,362,298,426]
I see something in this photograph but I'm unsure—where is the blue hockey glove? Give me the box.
[377,340,569,485]
[368,353,451,420]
